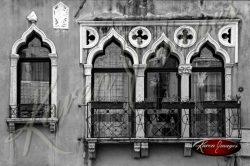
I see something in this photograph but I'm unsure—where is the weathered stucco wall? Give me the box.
[0,0,250,166]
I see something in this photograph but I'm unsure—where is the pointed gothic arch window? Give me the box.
[93,41,134,102]
[7,25,58,133]
[145,43,181,138]
[190,44,225,137]
[17,33,52,118]
[91,40,135,138]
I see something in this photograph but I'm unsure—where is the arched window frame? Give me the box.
[92,40,135,102]
[189,44,225,137]
[84,28,139,140]
[144,43,182,138]
[7,24,58,133]
[186,33,234,138]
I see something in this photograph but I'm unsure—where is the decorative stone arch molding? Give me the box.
[186,33,231,65]
[142,33,185,65]
[86,28,139,66]
[11,24,56,55]
[8,23,58,132]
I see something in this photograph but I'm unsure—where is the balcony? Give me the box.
[6,104,58,133]
[82,100,241,158]
[85,100,241,142]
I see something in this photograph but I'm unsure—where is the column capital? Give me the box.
[133,64,146,77]
[49,53,58,66]
[178,65,192,75]
[48,53,57,58]
[225,63,234,68]
[10,53,19,59]
[84,64,93,76]
[225,63,234,75]
[10,54,19,67]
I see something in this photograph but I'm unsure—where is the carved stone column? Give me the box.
[133,64,146,138]
[178,65,192,137]
[133,64,148,157]
[10,54,19,110]
[225,63,234,137]
[179,65,192,157]
[49,53,58,117]
[84,64,92,138]
[225,64,233,100]
[49,53,58,133]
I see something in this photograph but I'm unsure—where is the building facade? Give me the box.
[1,0,250,166]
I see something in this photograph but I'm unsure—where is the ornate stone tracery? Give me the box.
[174,26,197,48]
[79,20,239,158]
[128,26,152,48]
[81,26,99,48]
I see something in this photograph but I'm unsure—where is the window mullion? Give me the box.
[178,65,192,138]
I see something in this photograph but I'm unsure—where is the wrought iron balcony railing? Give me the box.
[9,104,56,118]
[7,104,58,133]
[86,100,241,140]
[87,102,133,138]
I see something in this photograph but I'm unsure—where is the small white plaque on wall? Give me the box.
[53,2,69,29]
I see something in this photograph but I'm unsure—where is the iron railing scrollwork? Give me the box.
[87,102,134,138]
[9,104,56,118]
[86,100,241,139]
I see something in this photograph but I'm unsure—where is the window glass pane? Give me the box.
[146,72,179,101]
[191,47,223,67]
[19,37,50,58]
[94,42,132,68]
[20,62,50,105]
[145,45,180,138]
[145,71,180,137]
[191,55,224,137]
[191,72,222,101]
[94,72,133,102]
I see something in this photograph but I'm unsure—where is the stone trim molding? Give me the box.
[86,28,139,65]
[78,19,240,26]
[142,33,184,65]
[186,33,230,65]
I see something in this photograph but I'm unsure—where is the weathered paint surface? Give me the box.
[0,0,250,166]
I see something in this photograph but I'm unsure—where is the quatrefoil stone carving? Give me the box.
[174,26,197,48]
[129,26,152,48]
[81,26,99,49]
